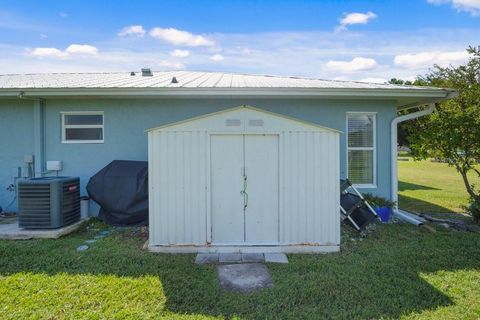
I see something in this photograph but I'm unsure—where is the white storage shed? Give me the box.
[147,106,340,253]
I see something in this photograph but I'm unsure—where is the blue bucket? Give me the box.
[374,207,391,223]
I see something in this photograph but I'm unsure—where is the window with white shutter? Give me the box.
[347,113,376,186]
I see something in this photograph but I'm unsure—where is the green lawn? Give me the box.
[1,220,480,319]
[398,158,480,214]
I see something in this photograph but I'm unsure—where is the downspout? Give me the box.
[391,103,435,225]
[19,92,46,177]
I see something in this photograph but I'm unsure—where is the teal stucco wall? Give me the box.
[0,97,397,213]
[0,99,34,212]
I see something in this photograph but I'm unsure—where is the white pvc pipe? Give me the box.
[391,103,435,208]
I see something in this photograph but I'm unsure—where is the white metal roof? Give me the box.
[0,71,456,108]
[0,70,444,90]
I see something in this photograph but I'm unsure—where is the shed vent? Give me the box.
[225,119,241,127]
[141,68,153,76]
[248,119,264,127]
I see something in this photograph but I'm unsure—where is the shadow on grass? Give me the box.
[399,194,453,214]
[0,222,479,319]
[398,181,440,192]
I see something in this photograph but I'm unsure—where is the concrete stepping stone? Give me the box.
[195,253,219,264]
[85,239,97,244]
[242,253,264,263]
[76,245,89,252]
[217,263,274,292]
[219,253,242,264]
[264,253,288,264]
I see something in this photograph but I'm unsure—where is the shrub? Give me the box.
[363,193,396,208]
[467,199,480,224]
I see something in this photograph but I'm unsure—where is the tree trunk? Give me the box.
[457,166,480,224]
[458,166,478,201]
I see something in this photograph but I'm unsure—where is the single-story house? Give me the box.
[0,70,456,252]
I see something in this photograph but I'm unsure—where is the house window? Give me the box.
[347,113,376,186]
[61,112,104,143]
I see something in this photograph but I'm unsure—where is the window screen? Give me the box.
[347,113,375,185]
[62,112,104,143]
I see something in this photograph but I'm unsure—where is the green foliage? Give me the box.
[405,46,480,223]
[388,78,431,146]
[363,193,396,208]
[467,199,480,223]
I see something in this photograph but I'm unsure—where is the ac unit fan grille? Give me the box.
[18,184,52,227]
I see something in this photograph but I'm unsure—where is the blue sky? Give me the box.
[1,0,479,82]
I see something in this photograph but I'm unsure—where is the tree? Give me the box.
[388,78,426,147]
[407,46,480,223]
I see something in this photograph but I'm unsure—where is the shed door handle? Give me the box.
[240,173,248,209]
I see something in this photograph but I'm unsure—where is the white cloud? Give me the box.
[394,50,469,69]
[210,54,224,61]
[157,60,185,69]
[65,44,98,55]
[59,12,68,18]
[169,49,190,58]
[9,27,476,82]
[358,77,387,83]
[40,34,47,39]
[336,11,377,32]
[30,47,67,58]
[118,25,146,37]
[149,27,214,46]
[427,0,480,16]
[325,57,378,72]
[29,44,98,58]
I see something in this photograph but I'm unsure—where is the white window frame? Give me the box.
[61,111,104,144]
[346,112,377,188]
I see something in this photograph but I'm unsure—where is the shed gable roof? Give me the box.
[147,105,341,134]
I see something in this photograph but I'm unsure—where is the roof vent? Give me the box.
[141,68,153,77]
[171,76,178,84]
[130,72,135,76]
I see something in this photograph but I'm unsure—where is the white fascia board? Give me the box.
[0,87,455,100]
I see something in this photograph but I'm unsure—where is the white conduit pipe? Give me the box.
[391,103,435,225]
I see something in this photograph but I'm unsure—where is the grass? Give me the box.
[1,220,480,319]
[398,158,480,214]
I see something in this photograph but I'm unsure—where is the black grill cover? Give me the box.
[87,160,148,226]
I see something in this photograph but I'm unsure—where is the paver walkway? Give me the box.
[195,252,288,264]
[217,263,274,292]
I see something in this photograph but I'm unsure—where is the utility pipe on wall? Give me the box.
[18,93,46,177]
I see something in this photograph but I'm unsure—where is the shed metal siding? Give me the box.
[148,107,340,248]
[148,130,207,245]
[281,131,340,245]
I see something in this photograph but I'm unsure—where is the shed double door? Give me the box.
[211,134,279,244]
